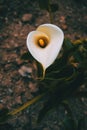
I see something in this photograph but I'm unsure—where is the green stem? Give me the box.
[44,77,66,81]
[44,68,75,81]
[8,93,45,116]
[37,66,46,81]
[62,101,77,129]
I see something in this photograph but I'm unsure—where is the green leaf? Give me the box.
[73,51,83,63]
[38,70,84,123]
[46,52,69,75]
[36,61,43,78]
[83,39,87,50]
[21,52,34,61]
[62,101,77,129]
[62,118,77,130]
[46,65,75,83]
[63,38,74,51]
[37,100,53,123]
[37,81,63,123]
[77,117,87,130]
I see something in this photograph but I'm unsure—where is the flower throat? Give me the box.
[38,37,48,48]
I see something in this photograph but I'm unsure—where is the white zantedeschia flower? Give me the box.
[27,24,64,79]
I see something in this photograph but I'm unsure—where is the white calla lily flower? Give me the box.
[27,24,64,79]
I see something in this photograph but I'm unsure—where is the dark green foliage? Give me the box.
[37,70,84,123]
[37,38,87,123]
[62,116,87,130]
[21,51,34,61]
[62,118,77,130]
[36,61,43,78]
[77,116,87,130]
[63,38,74,50]
[61,116,87,130]
[61,103,77,130]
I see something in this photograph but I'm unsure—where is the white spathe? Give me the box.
[27,24,64,71]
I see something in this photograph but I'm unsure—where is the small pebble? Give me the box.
[21,14,33,22]
[18,66,32,78]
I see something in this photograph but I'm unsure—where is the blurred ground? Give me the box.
[0,0,87,130]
